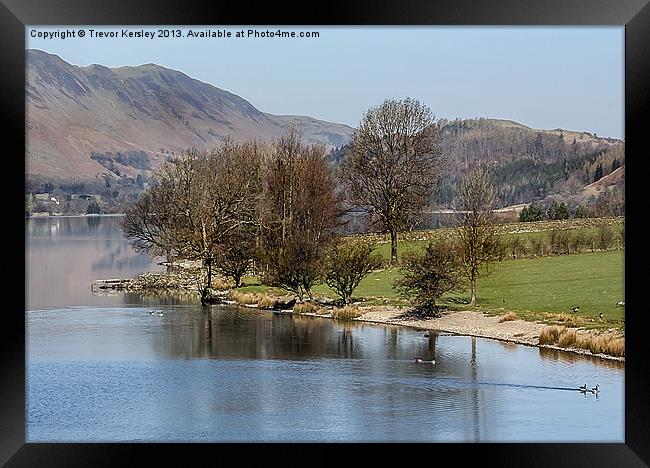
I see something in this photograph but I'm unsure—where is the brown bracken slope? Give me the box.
[26,49,354,181]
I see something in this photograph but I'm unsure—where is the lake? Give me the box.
[25,216,624,442]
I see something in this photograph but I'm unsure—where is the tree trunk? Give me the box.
[201,256,213,306]
[470,269,477,306]
[390,228,398,266]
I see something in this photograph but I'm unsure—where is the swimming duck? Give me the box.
[415,357,435,364]
[590,384,600,394]
[571,306,580,313]
[157,311,164,317]
[149,310,155,315]
[579,384,587,392]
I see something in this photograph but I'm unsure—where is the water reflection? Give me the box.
[26,216,164,309]
[538,346,624,370]
[26,215,625,443]
[27,305,625,442]
[86,215,101,229]
[121,291,199,305]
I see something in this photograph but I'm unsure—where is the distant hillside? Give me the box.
[26,49,623,212]
[328,117,623,208]
[435,117,623,206]
[26,49,354,181]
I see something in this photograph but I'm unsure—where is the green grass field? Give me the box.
[233,219,625,330]
[237,249,624,330]
[363,221,624,263]
[469,250,624,328]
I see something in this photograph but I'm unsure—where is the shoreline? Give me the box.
[352,308,624,362]
[249,304,625,362]
[93,270,624,362]
[26,213,126,219]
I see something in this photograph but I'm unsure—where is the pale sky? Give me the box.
[27,26,624,139]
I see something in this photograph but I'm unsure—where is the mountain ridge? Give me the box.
[26,49,354,180]
[26,49,623,210]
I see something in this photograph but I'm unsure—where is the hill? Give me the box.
[26,49,354,181]
[26,49,624,214]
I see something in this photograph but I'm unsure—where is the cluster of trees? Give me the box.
[518,193,622,222]
[588,184,625,217]
[121,126,396,306]
[123,98,620,314]
[123,98,478,309]
[546,200,570,220]
[122,138,263,304]
[25,192,107,217]
[519,200,591,222]
[582,144,624,184]
[332,119,624,209]
[86,201,101,214]
[91,150,152,177]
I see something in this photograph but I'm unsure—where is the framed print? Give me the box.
[2,0,648,465]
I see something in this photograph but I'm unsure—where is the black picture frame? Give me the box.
[3,0,648,465]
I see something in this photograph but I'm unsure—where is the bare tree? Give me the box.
[454,166,503,306]
[122,139,262,304]
[323,240,382,304]
[395,237,464,315]
[339,98,446,265]
[121,183,175,258]
[213,225,257,288]
[258,127,344,301]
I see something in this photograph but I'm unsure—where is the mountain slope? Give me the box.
[434,118,623,206]
[26,49,624,210]
[26,49,354,180]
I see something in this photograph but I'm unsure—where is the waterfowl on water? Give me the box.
[414,357,435,364]
[157,311,164,317]
[579,384,587,392]
[590,384,600,394]
[571,306,580,313]
[149,310,155,315]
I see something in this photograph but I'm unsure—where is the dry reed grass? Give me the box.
[538,325,565,345]
[538,325,624,357]
[331,305,363,320]
[212,277,234,290]
[577,333,625,357]
[557,328,577,347]
[498,312,518,323]
[548,312,582,328]
[230,291,260,305]
[292,302,322,315]
[256,295,278,309]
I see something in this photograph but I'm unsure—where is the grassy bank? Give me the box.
[471,250,624,327]
[235,249,624,331]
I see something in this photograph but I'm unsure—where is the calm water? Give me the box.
[26,216,624,442]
